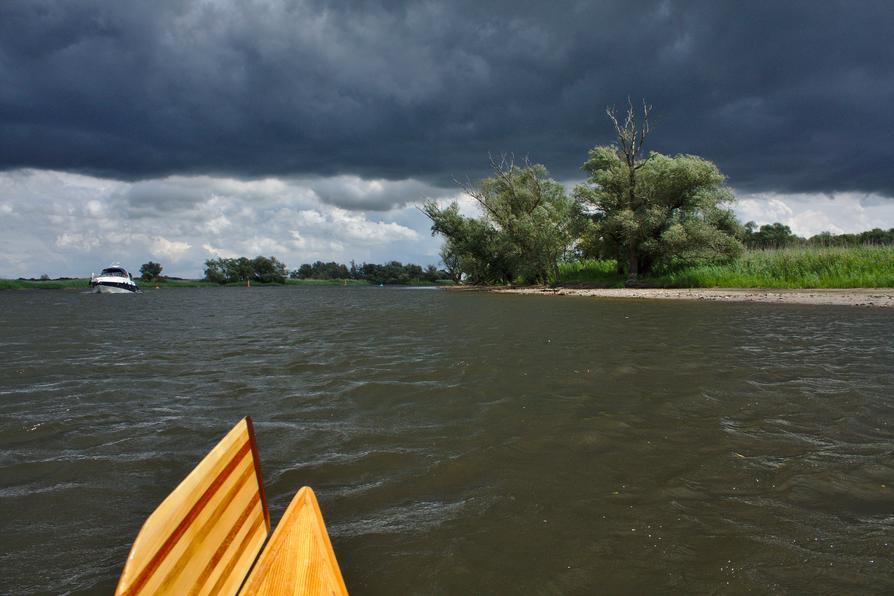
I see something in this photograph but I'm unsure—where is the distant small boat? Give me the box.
[90,265,141,294]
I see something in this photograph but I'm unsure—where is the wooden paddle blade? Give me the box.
[239,487,348,596]
[116,417,271,596]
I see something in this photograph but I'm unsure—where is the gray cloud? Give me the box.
[306,176,444,211]
[116,179,215,216]
[1,0,893,195]
[1,169,892,278]
[0,169,454,277]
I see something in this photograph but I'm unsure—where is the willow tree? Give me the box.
[424,157,577,285]
[574,100,742,281]
[139,261,163,281]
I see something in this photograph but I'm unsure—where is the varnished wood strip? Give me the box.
[189,490,261,595]
[245,417,271,531]
[212,510,266,596]
[239,487,348,595]
[120,440,251,595]
[155,458,255,591]
[206,504,265,596]
[119,420,253,591]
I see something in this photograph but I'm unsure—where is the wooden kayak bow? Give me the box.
[115,417,348,596]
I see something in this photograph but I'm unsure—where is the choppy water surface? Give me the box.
[1,287,892,594]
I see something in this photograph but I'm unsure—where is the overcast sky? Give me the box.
[2,0,893,277]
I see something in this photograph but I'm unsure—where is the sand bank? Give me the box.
[489,287,894,307]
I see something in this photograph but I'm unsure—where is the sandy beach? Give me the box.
[489,286,894,307]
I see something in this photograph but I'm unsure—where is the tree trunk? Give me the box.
[639,254,653,277]
[626,162,638,283]
[626,244,638,283]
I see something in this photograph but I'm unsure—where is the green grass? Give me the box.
[147,278,370,287]
[0,278,91,290]
[285,278,454,286]
[145,278,218,288]
[0,276,453,289]
[558,259,625,287]
[0,277,220,289]
[654,246,894,288]
[146,278,368,287]
[285,278,370,286]
[560,246,894,289]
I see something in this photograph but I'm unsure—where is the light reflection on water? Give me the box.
[0,287,892,594]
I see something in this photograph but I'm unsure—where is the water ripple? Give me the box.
[0,289,892,594]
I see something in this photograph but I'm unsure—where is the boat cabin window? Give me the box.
[101,268,127,277]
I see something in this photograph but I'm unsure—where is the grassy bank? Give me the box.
[0,278,91,290]
[558,259,623,287]
[285,278,369,286]
[0,277,360,289]
[0,278,222,290]
[144,278,218,288]
[559,246,894,288]
[0,277,454,289]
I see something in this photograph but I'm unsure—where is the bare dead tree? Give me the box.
[605,98,652,282]
[606,97,652,170]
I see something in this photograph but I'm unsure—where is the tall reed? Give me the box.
[558,259,623,286]
[652,245,894,288]
[560,246,894,288]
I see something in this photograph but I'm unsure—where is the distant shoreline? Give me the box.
[0,278,450,290]
[4,278,892,306]
[485,286,894,308]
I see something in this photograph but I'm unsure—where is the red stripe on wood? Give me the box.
[245,416,271,532]
[207,502,265,596]
[190,491,262,596]
[121,440,251,595]
[156,461,255,591]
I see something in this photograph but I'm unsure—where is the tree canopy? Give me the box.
[423,158,578,285]
[204,256,288,284]
[805,227,894,247]
[741,224,894,249]
[743,222,800,249]
[140,261,163,281]
[574,101,742,280]
[289,260,448,284]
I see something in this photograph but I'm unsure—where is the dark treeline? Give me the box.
[744,223,894,249]
[290,261,449,285]
[204,256,288,284]
[201,256,448,285]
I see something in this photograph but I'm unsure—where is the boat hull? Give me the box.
[92,283,139,294]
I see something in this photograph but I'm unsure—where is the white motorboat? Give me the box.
[90,265,141,294]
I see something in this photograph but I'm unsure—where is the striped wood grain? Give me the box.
[115,417,271,596]
[239,487,348,596]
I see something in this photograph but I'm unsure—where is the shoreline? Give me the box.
[486,286,894,308]
[0,279,451,290]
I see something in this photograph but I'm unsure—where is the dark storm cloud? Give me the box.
[1,0,893,195]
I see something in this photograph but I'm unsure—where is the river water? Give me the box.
[1,287,892,594]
